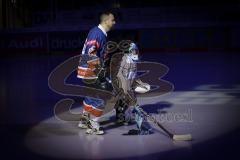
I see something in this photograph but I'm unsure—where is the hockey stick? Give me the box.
[138,107,192,141]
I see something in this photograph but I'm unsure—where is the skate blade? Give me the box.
[86,129,104,135]
[78,124,88,129]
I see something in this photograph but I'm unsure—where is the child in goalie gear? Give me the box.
[113,42,152,135]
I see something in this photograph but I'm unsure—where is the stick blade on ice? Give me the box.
[172,134,192,141]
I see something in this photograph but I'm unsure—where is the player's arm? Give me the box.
[78,34,102,80]
[117,56,131,94]
[84,35,102,69]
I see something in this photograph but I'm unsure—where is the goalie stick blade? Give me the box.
[172,134,192,141]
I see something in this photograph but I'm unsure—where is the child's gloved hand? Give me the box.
[134,79,151,93]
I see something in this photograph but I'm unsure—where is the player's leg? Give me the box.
[78,99,91,129]
[118,92,152,134]
[82,98,105,135]
[133,105,153,135]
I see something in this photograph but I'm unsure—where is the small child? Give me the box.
[113,42,152,134]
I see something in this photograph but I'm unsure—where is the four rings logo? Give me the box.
[48,40,174,121]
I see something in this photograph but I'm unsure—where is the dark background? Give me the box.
[0,0,240,159]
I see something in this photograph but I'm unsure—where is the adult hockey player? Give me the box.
[77,11,116,134]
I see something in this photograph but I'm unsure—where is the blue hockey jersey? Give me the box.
[78,25,108,117]
[82,25,107,58]
[78,25,108,79]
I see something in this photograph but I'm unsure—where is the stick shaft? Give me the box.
[138,107,174,138]
[155,121,174,138]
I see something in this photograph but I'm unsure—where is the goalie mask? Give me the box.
[128,43,139,61]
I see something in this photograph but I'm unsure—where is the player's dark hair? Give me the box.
[99,11,114,23]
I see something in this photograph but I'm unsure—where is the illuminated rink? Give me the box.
[1,1,240,159]
[25,85,240,159]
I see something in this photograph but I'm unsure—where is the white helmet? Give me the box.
[128,42,139,61]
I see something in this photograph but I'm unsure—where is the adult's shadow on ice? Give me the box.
[141,101,173,114]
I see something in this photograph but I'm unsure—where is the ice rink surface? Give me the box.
[1,52,240,159]
[25,88,240,159]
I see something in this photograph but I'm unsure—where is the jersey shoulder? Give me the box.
[88,26,105,38]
